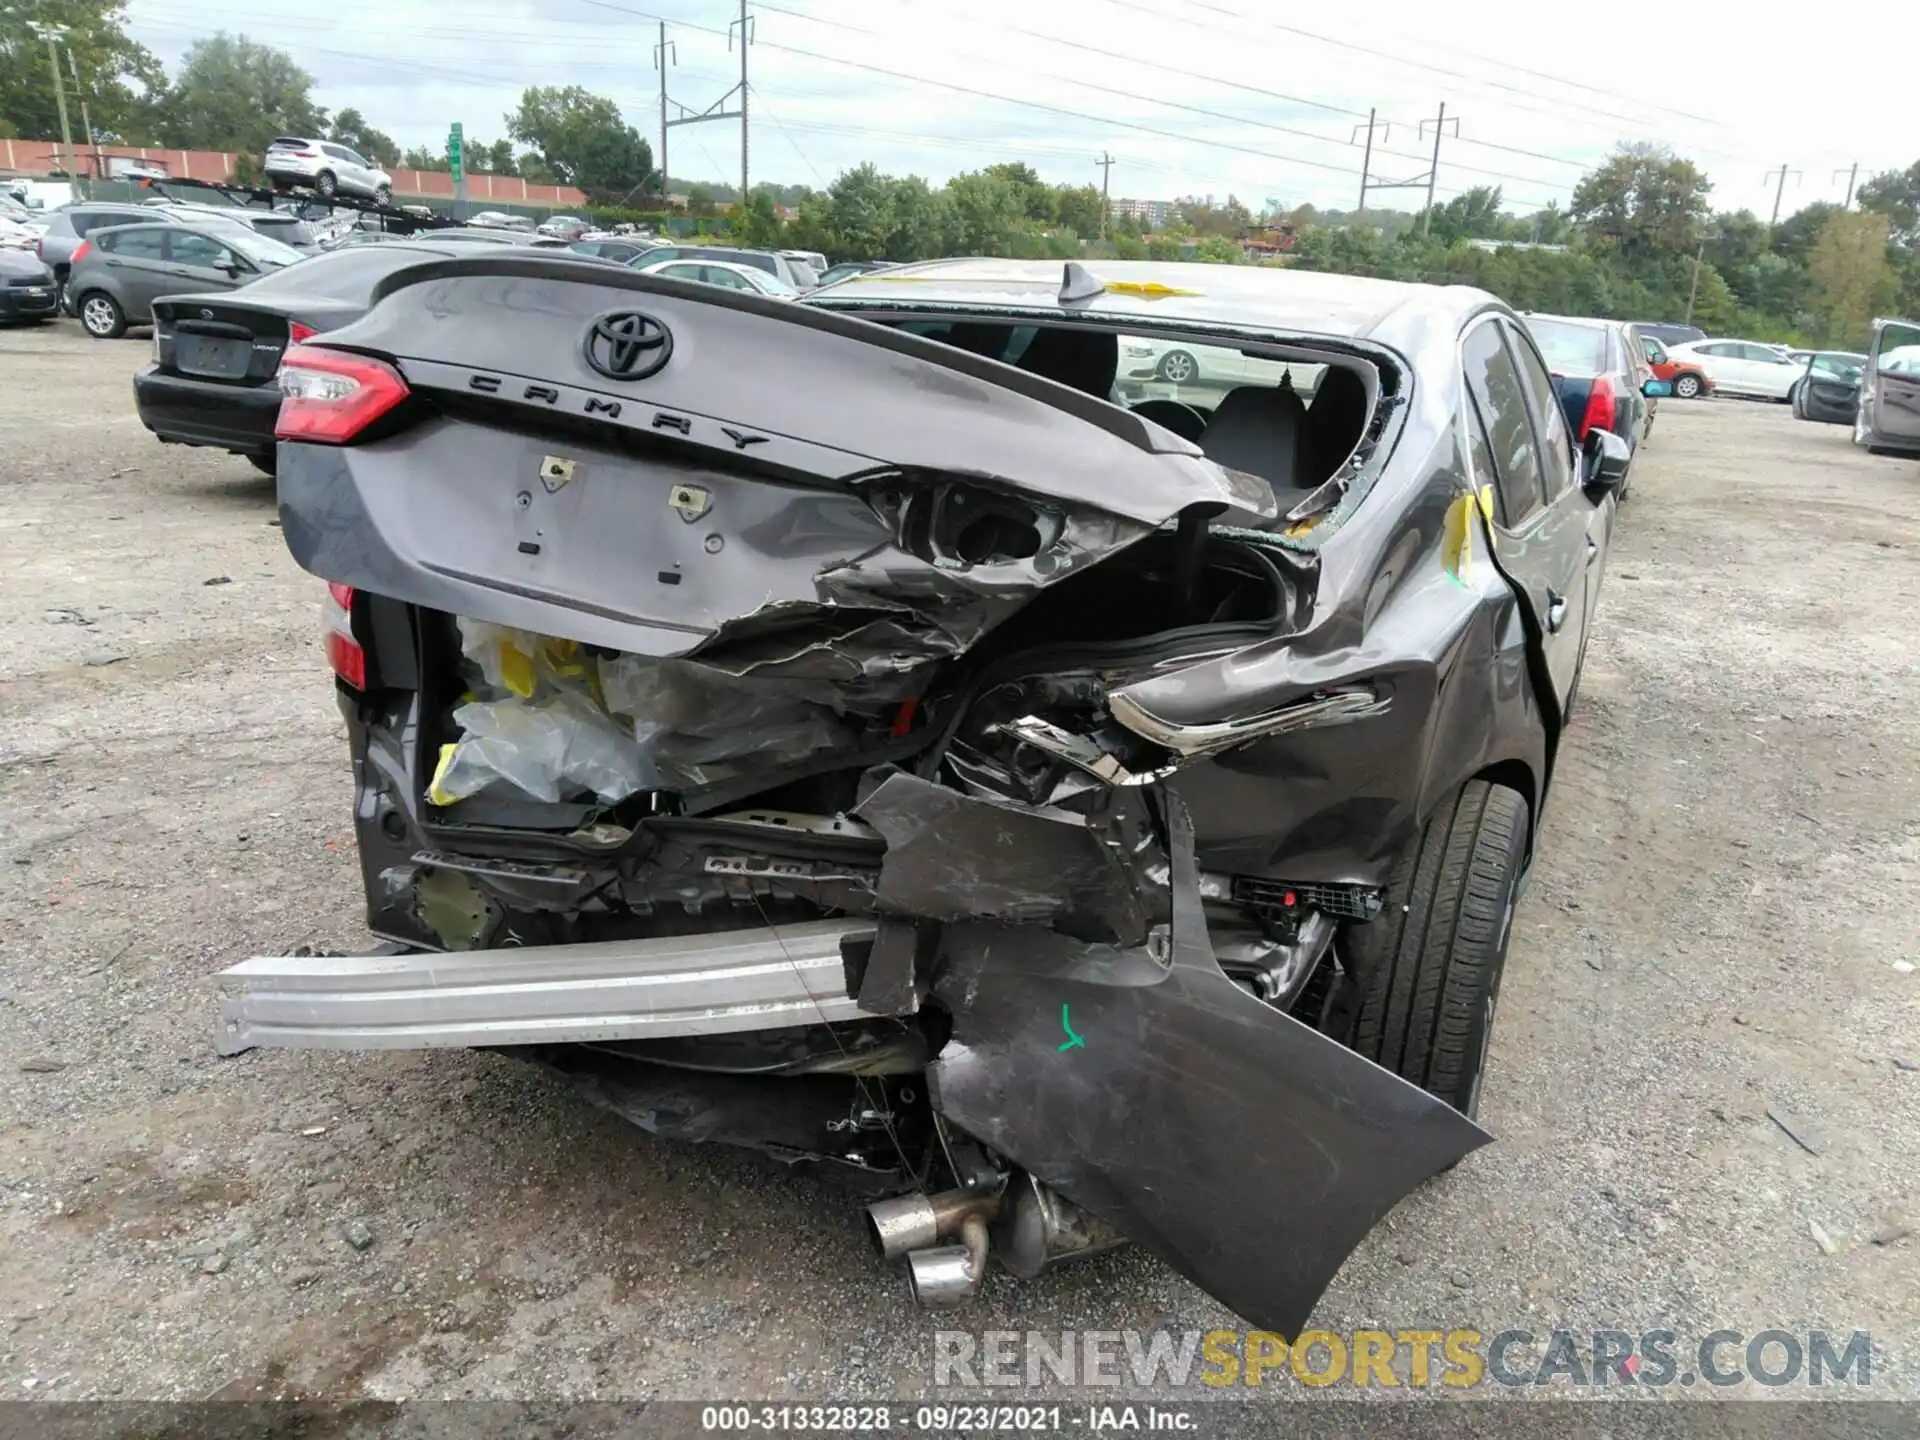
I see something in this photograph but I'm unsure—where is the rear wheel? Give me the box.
[77,291,125,339]
[1673,373,1701,399]
[245,450,276,476]
[373,184,392,207]
[1335,780,1530,1119]
[1156,349,1198,384]
[315,170,338,199]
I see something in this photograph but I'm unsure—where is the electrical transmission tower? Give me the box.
[1765,165,1801,226]
[654,0,753,213]
[1353,103,1456,229]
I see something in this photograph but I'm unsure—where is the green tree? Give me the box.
[400,145,444,171]
[824,163,896,258]
[736,188,784,249]
[1425,186,1506,245]
[1525,202,1572,245]
[507,86,653,202]
[1178,193,1251,237]
[328,108,397,167]
[0,0,165,143]
[979,162,1051,221]
[1858,161,1920,248]
[151,34,324,154]
[1053,183,1105,238]
[1808,211,1894,346]
[1571,143,1712,264]
[1192,234,1242,264]
[945,167,1026,254]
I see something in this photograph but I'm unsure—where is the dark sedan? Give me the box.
[220,256,1630,1339]
[1523,313,1668,494]
[133,242,477,472]
[1791,351,1866,425]
[0,247,60,323]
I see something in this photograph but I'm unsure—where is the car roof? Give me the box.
[817,257,1486,340]
[1525,312,1616,331]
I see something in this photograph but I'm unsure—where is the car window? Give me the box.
[72,209,138,236]
[1461,395,1509,527]
[1642,336,1668,364]
[702,266,752,289]
[1461,318,1546,525]
[99,227,167,259]
[342,149,369,168]
[1810,354,1863,383]
[1523,318,1609,375]
[168,231,235,267]
[1736,343,1778,364]
[1698,342,1732,357]
[1500,319,1576,499]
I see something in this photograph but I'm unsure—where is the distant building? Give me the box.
[1464,238,1568,253]
[1110,197,1173,228]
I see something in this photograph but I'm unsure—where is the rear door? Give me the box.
[1460,314,1592,714]
[1865,320,1920,449]
[93,226,173,316]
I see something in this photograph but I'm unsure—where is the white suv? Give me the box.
[263,137,393,205]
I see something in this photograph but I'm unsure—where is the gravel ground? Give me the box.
[1,320,1916,1407]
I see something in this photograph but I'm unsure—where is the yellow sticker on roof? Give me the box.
[1102,281,1201,299]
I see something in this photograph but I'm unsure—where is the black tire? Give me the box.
[315,170,338,199]
[1672,373,1701,399]
[1156,349,1198,385]
[76,290,126,339]
[245,450,276,476]
[373,184,392,207]
[1337,780,1529,1118]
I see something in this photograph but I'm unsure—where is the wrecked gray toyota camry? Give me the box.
[219,255,1628,1338]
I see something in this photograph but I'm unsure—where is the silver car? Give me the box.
[263,137,393,205]
[67,222,303,338]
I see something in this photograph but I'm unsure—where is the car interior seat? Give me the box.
[1300,364,1370,486]
[1200,378,1308,498]
[1130,399,1208,442]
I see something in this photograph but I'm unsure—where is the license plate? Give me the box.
[175,334,251,380]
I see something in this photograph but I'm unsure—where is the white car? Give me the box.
[1116,334,1324,394]
[1664,338,1803,400]
[635,256,800,298]
[263,137,393,205]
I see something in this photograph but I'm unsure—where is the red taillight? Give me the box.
[276,344,409,444]
[70,239,92,265]
[322,582,366,689]
[287,321,317,344]
[1578,375,1617,441]
[33,237,43,258]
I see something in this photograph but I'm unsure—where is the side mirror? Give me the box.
[220,261,246,278]
[1642,378,1672,398]
[1583,428,1631,492]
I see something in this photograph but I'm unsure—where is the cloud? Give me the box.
[125,0,1902,217]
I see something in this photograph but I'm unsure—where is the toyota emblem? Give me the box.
[583,309,673,381]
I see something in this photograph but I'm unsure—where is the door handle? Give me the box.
[1586,537,1599,567]
[1546,592,1569,632]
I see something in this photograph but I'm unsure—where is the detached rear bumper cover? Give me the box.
[217,787,1486,1337]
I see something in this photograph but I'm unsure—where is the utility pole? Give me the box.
[729,0,753,209]
[1834,162,1859,209]
[661,8,747,223]
[68,49,99,194]
[1350,108,1379,214]
[31,23,76,192]
[1684,238,1705,324]
[1096,151,1114,241]
[654,22,675,208]
[1765,165,1801,226]
[1417,102,1458,235]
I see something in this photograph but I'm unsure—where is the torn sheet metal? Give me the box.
[924,794,1489,1340]
[853,772,1156,946]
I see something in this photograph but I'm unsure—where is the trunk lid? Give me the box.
[277,256,1277,667]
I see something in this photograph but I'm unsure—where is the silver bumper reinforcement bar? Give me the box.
[215,919,875,1056]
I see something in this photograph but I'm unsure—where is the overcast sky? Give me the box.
[123,0,1903,220]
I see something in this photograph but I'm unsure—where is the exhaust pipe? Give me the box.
[865,1187,1000,1262]
[905,1212,990,1307]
